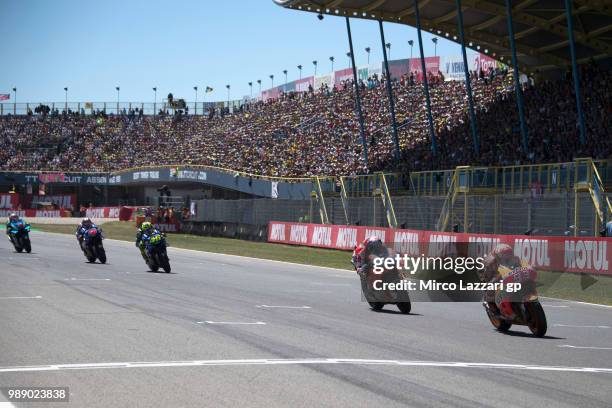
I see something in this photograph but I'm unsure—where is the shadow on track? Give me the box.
[495,329,565,340]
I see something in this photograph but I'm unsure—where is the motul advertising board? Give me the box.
[85,207,121,219]
[0,209,66,218]
[268,222,611,275]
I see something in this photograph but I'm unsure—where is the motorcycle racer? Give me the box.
[6,213,23,243]
[76,218,101,250]
[136,221,157,260]
[482,244,523,316]
[351,236,385,276]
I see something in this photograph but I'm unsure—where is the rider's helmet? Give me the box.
[8,213,19,222]
[364,236,384,250]
[492,244,518,267]
[82,217,92,229]
[140,221,153,233]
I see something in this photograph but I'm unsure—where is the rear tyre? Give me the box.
[397,302,412,314]
[368,302,384,311]
[96,246,107,264]
[160,252,171,273]
[24,239,31,253]
[526,301,547,337]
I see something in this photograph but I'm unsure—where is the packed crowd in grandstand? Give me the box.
[0,61,609,177]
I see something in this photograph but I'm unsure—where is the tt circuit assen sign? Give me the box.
[268,222,611,275]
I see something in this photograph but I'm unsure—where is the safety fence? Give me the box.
[267,221,611,276]
[193,191,600,237]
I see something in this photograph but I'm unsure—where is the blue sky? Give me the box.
[0,0,476,104]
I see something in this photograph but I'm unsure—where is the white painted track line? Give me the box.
[0,358,610,374]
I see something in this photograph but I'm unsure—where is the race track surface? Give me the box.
[1,232,611,407]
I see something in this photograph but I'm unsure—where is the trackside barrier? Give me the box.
[0,210,68,218]
[85,207,121,219]
[267,221,612,276]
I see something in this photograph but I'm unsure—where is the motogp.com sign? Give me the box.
[268,222,611,275]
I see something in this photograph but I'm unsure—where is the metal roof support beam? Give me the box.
[414,0,438,157]
[345,17,370,170]
[378,20,401,163]
[398,0,432,18]
[564,0,586,146]
[505,0,529,154]
[456,0,479,156]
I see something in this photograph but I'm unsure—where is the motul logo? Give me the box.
[289,225,308,244]
[311,226,332,246]
[468,236,502,258]
[393,231,419,255]
[365,229,386,242]
[427,234,457,257]
[564,240,609,271]
[86,208,106,218]
[514,239,551,266]
[270,224,286,241]
[335,228,357,249]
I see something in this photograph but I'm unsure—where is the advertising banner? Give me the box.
[334,68,353,89]
[409,57,441,80]
[357,66,369,82]
[387,59,410,80]
[25,194,76,209]
[268,222,612,275]
[440,56,468,81]
[473,53,504,74]
[0,209,66,218]
[85,207,121,219]
[294,77,315,93]
[314,74,333,91]
[282,81,296,93]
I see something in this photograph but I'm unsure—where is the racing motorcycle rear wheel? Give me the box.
[525,301,547,337]
[95,246,107,264]
[159,252,171,273]
[397,302,412,314]
[368,302,384,311]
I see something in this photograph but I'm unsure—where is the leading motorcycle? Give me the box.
[8,220,32,253]
[483,265,547,337]
[81,226,107,264]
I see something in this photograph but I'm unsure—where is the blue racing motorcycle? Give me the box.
[8,220,32,253]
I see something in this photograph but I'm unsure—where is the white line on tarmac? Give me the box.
[553,324,610,329]
[558,345,612,350]
[0,358,610,374]
[544,305,569,308]
[256,305,311,309]
[197,321,267,325]
[540,297,612,309]
[0,296,42,300]
[63,278,111,281]
[0,402,17,408]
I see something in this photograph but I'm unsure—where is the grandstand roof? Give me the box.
[273,0,612,71]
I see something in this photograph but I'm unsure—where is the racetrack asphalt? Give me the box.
[0,231,610,408]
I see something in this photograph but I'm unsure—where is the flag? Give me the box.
[0,94,9,101]
[84,102,93,109]
[205,87,213,93]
